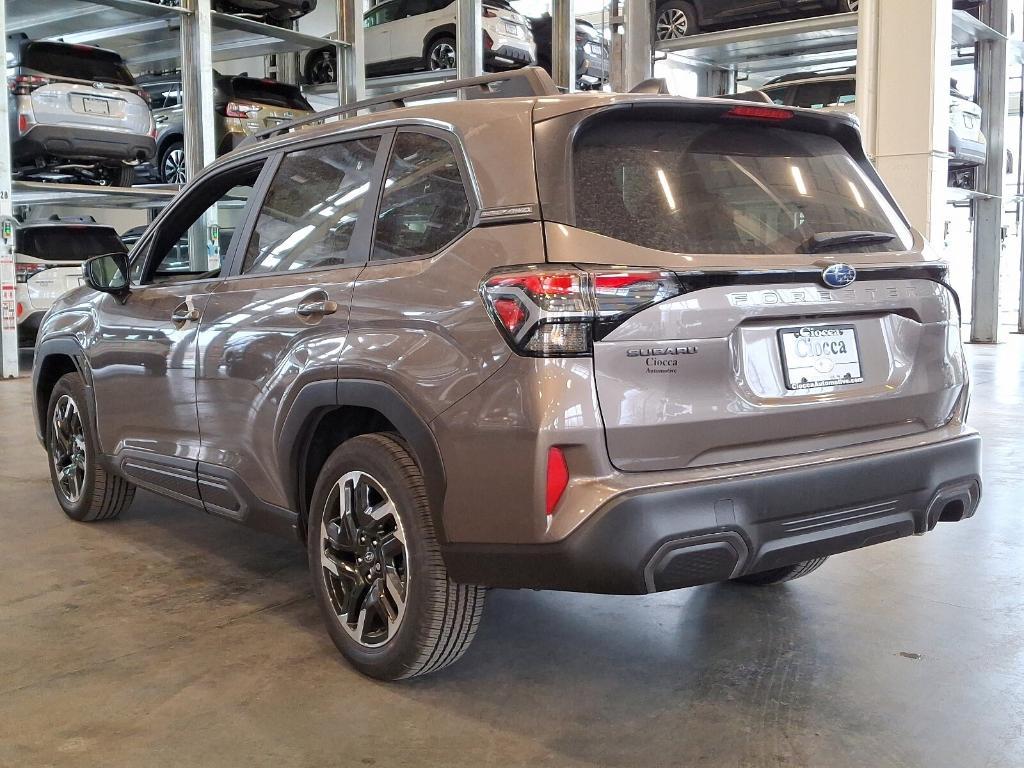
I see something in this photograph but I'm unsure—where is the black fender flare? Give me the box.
[423,24,457,60]
[33,336,92,444]
[277,379,448,543]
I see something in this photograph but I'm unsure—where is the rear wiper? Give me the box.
[804,231,897,253]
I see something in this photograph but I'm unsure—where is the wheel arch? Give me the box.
[156,131,184,162]
[423,24,457,60]
[280,379,448,544]
[33,338,91,445]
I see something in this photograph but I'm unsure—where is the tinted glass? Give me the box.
[372,133,471,261]
[22,43,134,85]
[365,2,401,26]
[242,137,381,274]
[19,226,126,262]
[572,117,913,255]
[230,79,313,111]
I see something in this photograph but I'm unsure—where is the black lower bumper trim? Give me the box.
[13,125,155,163]
[442,434,982,594]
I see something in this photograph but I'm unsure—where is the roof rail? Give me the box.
[251,66,559,142]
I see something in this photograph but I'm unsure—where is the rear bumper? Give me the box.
[486,45,536,70]
[443,433,982,594]
[13,125,154,164]
[949,129,987,168]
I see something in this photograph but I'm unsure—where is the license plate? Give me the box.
[82,97,110,115]
[587,42,602,55]
[502,21,521,36]
[778,325,863,390]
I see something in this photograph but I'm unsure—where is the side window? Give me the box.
[365,2,400,26]
[371,132,472,262]
[136,162,263,285]
[833,80,857,106]
[241,136,381,275]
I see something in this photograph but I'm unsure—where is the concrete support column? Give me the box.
[457,0,483,81]
[552,0,577,91]
[856,0,951,249]
[973,0,1011,342]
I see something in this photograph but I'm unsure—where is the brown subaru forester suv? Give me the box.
[34,68,981,680]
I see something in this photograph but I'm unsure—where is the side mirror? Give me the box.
[83,253,130,295]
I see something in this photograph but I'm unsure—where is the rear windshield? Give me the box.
[229,79,312,111]
[19,226,126,261]
[21,42,135,86]
[572,117,913,255]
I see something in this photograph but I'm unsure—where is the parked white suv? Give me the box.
[759,69,987,189]
[15,218,127,346]
[362,0,535,76]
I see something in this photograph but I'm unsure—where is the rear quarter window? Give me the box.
[571,116,913,256]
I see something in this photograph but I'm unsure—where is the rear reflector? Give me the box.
[545,447,569,516]
[725,105,794,121]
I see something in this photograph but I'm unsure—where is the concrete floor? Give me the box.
[1,338,1023,768]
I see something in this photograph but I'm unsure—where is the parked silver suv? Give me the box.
[33,69,981,680]
[6,35,155,186]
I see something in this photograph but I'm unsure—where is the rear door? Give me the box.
[364,1,400,65]
[542,107,964,472]
[195,131,387,519]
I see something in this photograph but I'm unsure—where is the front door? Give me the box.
[195,133,387,521]
[88,159,266,506]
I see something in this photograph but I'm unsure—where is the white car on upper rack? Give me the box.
[305,0,535,83]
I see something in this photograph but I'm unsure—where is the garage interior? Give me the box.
[1,0,1023,766]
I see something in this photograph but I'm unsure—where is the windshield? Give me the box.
[22,43,135,85]
[19,226,126,262]
[571,117,913,255]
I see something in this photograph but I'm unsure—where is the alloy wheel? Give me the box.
[656,8,689,40]
[162,148,187,185]
[310,52,337,84]
[429,42,456,70]
[846,0,858,11]
[51,394,86,504]
[319,470,409,648]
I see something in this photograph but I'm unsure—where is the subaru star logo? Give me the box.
[821,263,857,289]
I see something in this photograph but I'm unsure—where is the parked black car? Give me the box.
[530,15,608,90]
[654,0,857,40]
[213,0,316,22]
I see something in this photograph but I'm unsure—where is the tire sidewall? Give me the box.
[45,374,99,521]
[427,37,456,70]
[655,0,698,39]
[307,435,439,679]
[159,141,185,185]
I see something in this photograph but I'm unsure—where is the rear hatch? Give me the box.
[536,102,965,472]
[484,0,534,43]
[20,42,150,136]
[221,77,315,133]
[17,225,126,304]
[950,87,984,145]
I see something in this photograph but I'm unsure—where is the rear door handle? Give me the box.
[171,300,200,323]
[296,298,339,318]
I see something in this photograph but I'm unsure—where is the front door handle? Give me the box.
[296,298,339,318]
[171,301,200,323]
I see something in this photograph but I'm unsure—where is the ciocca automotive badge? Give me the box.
[821,263,857,289]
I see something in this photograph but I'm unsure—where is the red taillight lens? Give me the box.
[483,31,494,50]
[17,114,29,134]
[483,7,498,17]
[481,266,681,357]
[9,75,51,95]
[725,105,794,121]
[545,447,569,516]
[16,263,50,284]
[223,101,260,118]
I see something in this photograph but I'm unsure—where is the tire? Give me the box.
[426,35,457,71]
[305,47,337,85]
[158,140,187,185]
[732,557,829,586]
[842,0,859,11]
[308,433,485,680]
[99,162,135,187]
[654,0,698,41]
[45,373,136,522]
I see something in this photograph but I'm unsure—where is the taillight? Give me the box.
[9,75,52,95]
[17,114,29,134]
[16,263,50,283]
[483,7,498,16]
[725,105,794,121]
[223,101,260,118]
[481,266,681,357]
[483,31,494,50]
[545,447,569,516]
[575,32,588,44]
